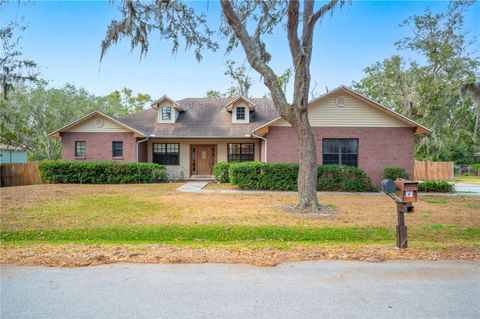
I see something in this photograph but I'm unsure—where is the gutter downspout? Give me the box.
[252,132,267,162]
[136,137,149,162]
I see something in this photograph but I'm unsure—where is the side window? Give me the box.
[112,141,123,157]
[322,139,358,167]
[75,141,86,157]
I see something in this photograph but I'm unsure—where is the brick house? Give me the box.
[50,86,430,185]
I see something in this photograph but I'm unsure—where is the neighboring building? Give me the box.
[0,145,28,164]
[49,86,430,185]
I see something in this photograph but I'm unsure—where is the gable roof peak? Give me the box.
[150,95,185,111]
[225,95,256,111]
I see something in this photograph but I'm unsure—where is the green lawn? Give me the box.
[456,176,480,184]
[1,184,479,265]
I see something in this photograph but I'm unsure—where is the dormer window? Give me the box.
[226,96,255,124]
[161,106,172,121]
[236,106,245,120]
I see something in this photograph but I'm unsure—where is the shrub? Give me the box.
[472,163,480,175]
[382,167,410,180]
[317,165,377,192]
[213,162,232,183]
[228,162,376,192]
[39,161,168,184]
[418,181,454,193]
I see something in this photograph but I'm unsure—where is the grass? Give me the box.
[2,184,478,229]
[1,183,479,265]
[0,225,394,243]
[2,224,478,245]
[455,176,480,184]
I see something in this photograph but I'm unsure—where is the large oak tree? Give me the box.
[101,0,346,209]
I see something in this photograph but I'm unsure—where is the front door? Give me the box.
[191,145,216,175]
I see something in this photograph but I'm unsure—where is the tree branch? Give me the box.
[311,0,341,25]
[220,0,290,117]
[287,0,300,64]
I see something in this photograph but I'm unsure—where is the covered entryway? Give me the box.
[190,145,216,176]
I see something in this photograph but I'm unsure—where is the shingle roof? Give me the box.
[116,97,279,137]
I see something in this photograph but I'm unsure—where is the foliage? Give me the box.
[317,165,377,192]
[224,60,253,97]
[206,60,254,98]
[353,1,480,163]
[206,90,222,98]
[213,161,231,183]
[472,163,480,175]
[0,82,150,160]
[39,161,168,184]
[0,22,39,100]
[418,181,454,193]
[228,162,376,192]
[382,167,410,180]
[104,87,151,116]
[100,0,218,62]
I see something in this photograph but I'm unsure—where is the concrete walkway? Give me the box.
[2,261,479,319]
[177,181,480,196]
[454,183,480,194]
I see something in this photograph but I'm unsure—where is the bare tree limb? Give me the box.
[220,0,290,117]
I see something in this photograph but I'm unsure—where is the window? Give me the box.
[228,143,254,162]
[322,139,358,167]
[112,141,123,157]
[161,106,172,121]
[153,143,179,165]
[75,141,86,157]
[236,106,245,120]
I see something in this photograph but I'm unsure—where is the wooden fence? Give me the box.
[0,162,41,187]
[414,160,454,181]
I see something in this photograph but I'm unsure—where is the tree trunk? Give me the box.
[293,110,320,209]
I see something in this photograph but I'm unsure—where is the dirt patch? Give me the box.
[2,243,478,267]
[283,204,336,217]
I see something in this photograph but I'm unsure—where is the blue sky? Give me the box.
[3,1,479,100]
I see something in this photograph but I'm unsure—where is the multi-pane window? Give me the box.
[228,143,254,162]
[322,139,358,167]
[161,106,172,120]
[75,141,86,157]
[153,143,179,165]
[236,106,245,120]
[112,141,123,157]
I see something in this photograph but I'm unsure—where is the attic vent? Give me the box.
[335,96,347,107]
[95,118,104,128]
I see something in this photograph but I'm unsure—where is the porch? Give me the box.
[137,138,260,179]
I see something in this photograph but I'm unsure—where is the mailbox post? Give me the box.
[381,179,419,249]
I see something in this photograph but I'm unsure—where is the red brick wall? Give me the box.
[266,126,415,186]
[137,139,148,162]
[61,132,137,162]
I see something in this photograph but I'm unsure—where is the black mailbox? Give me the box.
[381,179,398,194]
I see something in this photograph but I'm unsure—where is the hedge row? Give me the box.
[418,181,454,193]
[221,162,376,192]
[39,161,168,184]
[212,162,231,183]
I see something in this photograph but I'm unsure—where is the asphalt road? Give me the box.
[1,261,479,319]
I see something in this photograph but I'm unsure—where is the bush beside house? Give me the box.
[382,167,410,180]
[39,161,168,184]
[418,181,454,193]
[213,162,231,183]
[227,162,376,192]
